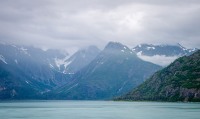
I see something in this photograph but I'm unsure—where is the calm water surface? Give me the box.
[0,101,199,119]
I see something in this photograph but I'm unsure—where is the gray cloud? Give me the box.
[0,0,200,51]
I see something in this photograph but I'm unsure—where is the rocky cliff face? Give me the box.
[117,50,200,102]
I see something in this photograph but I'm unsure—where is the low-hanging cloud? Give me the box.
[0,0,200,51]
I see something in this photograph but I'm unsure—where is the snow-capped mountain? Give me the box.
[1,42,197,100]
[132,43,198,66]
[0,43,100,99]
[0,43,71,99]
[50,42,161,100]
[0,43,68,67]
[0,43,100,74]
[51,46,100,74]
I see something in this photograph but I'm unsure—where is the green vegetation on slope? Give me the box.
[117,50,200,102]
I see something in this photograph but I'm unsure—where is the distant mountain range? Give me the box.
[0,42,199,101]
[0,44,72,99]
[132,44,198,66]
[0,43,100,99]
[116,50,200,102]
[133,43,197,56]
[48,42,161,100]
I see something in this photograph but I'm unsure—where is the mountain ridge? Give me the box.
[116,50,200,102]
[48,42,162,100]
[133,43,197,56]
[0,44,98,99]
[132,43,198,66]
[0,42,198,100]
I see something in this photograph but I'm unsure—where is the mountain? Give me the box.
[0,43,100,99]
[117,50,200,102]
[53,46,100,74]
[0,44,72,99]
[133,43,197,56]
[132,43,198,66]
[49,42,162,100]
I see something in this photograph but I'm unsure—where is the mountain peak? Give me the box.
[84,45,100,53]
[104,42,129,51]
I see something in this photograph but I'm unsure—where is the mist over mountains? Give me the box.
[132,43,197,66]
[48,42,161,99]
[0,42,198,100]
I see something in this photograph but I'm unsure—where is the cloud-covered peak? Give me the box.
[104,41,128,50]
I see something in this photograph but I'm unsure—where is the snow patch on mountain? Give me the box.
[0,55,7,64]
[188,48,197,52]
[54,56,71,70]
[137,51,143,55]
[25,81,29,84]
[20,47,30,56]
[146,46,155,50]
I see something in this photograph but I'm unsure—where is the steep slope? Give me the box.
[117,50,200,102]
[132,44,198,66]
[50,42,162,100]
[54,46,100,74]
[0,44,72,99]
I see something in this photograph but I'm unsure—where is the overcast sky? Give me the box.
[0,0,200,51]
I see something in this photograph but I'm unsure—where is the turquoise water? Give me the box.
[0,101,199,119]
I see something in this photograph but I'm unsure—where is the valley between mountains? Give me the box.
[0,42,199,101]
